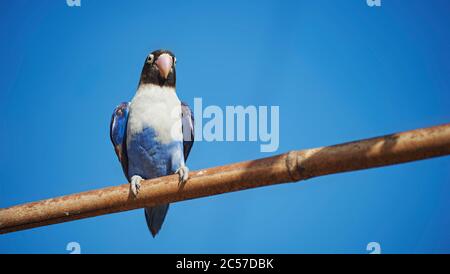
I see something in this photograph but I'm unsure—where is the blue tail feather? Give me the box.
[144,204,170,237]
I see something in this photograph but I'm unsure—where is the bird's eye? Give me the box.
[147,54,154,64]
[174,57,177,65]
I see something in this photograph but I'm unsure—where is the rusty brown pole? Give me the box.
[1,123,450,234]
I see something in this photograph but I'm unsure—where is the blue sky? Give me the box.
[0,0,449,254]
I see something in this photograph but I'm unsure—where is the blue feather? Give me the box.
[110,102,130,178]
[127,127,184,180]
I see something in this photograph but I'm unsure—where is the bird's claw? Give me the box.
[176,165,189,184]
[130,175,143,197]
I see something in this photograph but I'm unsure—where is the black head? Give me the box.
[139,49,176,88]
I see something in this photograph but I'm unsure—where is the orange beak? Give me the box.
[155,53,173,80]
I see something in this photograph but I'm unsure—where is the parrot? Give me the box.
[110,49,194,237]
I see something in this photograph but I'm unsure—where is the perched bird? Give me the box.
[110,49,194,237]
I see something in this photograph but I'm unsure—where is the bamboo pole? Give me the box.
[1,123,450,234]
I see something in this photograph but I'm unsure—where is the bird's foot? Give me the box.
[130,175,143,197]
[175,165,190,184]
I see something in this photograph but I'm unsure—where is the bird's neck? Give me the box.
[135,83,176,96]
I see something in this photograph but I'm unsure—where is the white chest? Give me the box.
[127,85,183,144]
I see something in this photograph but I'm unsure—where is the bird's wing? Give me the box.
[181,101,195,161]
[110,102,130,180]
